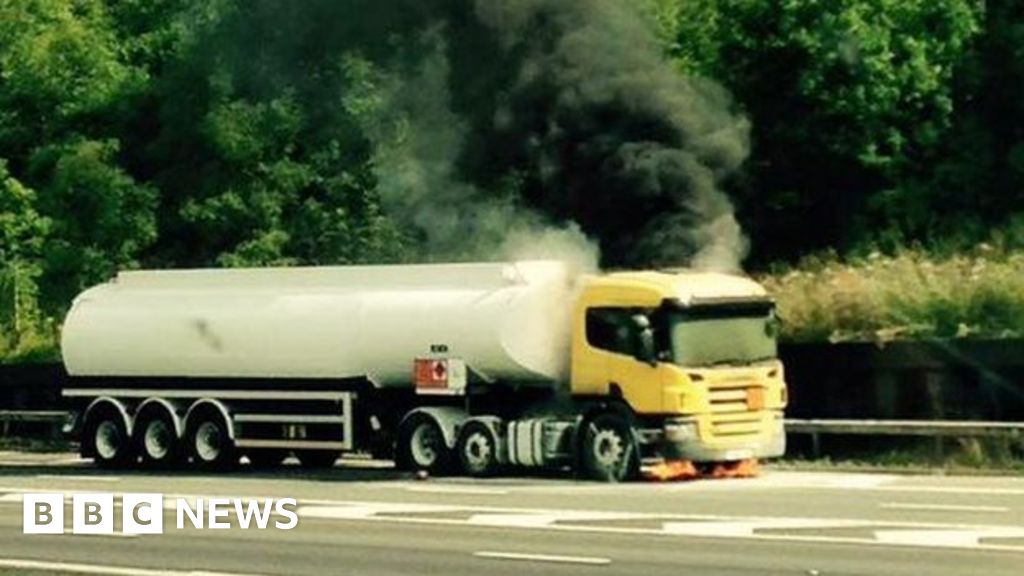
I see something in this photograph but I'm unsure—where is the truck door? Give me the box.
[582,307,664,414]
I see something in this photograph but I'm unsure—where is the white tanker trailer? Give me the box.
[62,261,787,480]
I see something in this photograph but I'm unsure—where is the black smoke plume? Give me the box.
[197,0,751,270]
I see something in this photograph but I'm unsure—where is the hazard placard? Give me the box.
[414,358,467,395]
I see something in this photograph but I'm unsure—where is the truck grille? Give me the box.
[707,381,765,438]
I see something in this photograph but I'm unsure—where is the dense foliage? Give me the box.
[760,242,1024,343]
[1,0,1022,358]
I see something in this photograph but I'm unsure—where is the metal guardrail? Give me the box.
[786,418,1024,436]
[0,410,71,437]
[3,412,1023,458]
[0,410,71,423]
[785,418,1024,458]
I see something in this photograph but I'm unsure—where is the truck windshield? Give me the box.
[668,307,777,366]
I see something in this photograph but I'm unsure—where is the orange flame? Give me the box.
[642,460,699,481]
[705,459,760,479]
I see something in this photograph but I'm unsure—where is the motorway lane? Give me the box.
[0,457,1021,575]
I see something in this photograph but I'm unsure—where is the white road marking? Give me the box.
[1,483,1022,553]
[300,502,467,520]
[663,518,865,537]
[34,475,121,482]
[651,472,1024,497]
[406,486,509,495]
[474,551,611,565]
[0,557,261,575]
[880,503,1009,513]
[874,527,1024,548]
[659,472,901,492]
[469,510,639,528]
[874,486,1024,496]
[468,513,564,528]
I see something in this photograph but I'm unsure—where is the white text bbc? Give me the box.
[23,493,299,534]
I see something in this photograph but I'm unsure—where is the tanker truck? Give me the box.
[60,261,786,481]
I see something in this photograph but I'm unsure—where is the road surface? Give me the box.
[0,454,1021,575]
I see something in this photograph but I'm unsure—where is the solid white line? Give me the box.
[406,486,509,495]
[474,551,611,565]
[34,475,121,483]
[880,503,1009,513]
[874,486,1024,496]
[0,557,263,576]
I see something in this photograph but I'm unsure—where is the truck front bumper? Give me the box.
[651,413,786,463]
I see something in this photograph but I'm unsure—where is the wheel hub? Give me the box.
[94,420,121,460]
[463,431,492,469]
[195,421,222,462]
[144,419,171,460]
[592,428,625,468]
[410,424,441,467]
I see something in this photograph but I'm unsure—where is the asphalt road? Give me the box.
[0,454,1022,576]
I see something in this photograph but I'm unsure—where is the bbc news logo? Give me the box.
[23,493,299,534]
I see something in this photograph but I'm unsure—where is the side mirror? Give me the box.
[631,314,657,366]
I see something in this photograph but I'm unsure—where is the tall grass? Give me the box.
[759,247,1024,343]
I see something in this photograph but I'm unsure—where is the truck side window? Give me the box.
[586,308,635,356]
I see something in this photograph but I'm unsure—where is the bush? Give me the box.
[0,268,60,363]
[759,246,1024,343]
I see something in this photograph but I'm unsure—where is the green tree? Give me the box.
[29,139,157,303]
[0,158,52,358]
[151,5,408,268]
[657,0,981,261]
[0,0,154,308]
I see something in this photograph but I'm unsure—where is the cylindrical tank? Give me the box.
[61,261,577,387]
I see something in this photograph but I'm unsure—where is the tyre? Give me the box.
[83,406,134,469]
[295,450,340,469]
[581,412,638,482]
[186,410,236,469]
[134,409,181,468]
[397,415,451,475]
[456,420,500,477]
[247,449,289,469]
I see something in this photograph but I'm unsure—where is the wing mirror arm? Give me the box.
[631,314,658,367]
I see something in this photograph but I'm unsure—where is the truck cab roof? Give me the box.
[590,269,769,307]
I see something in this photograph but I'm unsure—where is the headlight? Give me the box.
[664,419,699,442]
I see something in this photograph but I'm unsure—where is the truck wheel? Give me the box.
[296,450,340,469]
[398,415,451,475]
[581,413,638,482]
[457,421,500,477]
[186,413,236,469]
[135,411,181,468]
[84,408,133,468]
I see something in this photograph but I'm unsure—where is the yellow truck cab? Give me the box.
[572,270,787,467]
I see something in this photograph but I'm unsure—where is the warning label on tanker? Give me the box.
[414,358,466,395]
